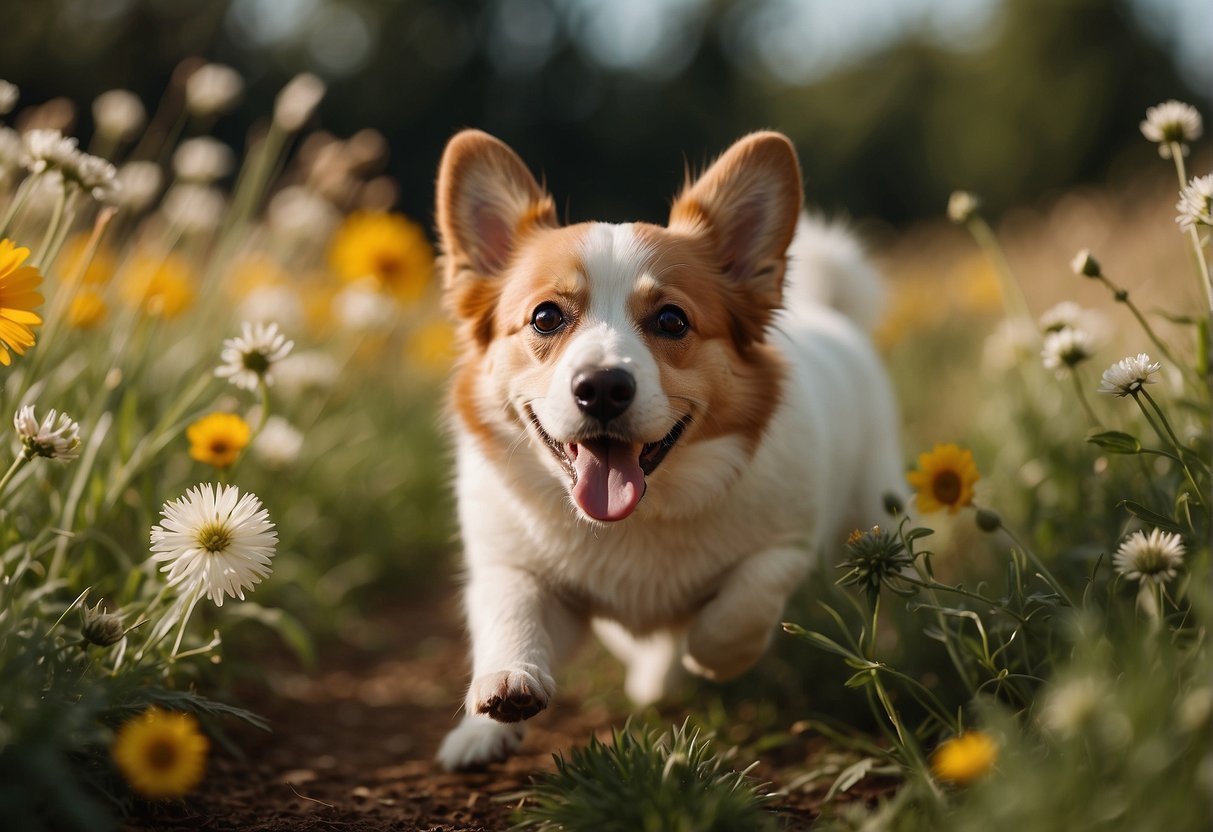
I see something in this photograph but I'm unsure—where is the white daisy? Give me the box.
[1041,327,1094,372]
[150,484,276,606]
[1112,528,1185,585]
[1039,301,1085,333]
[1097,353,1161,396]
[92,89,146,142]
[1070,249,1101,278]
[161,183,226,235]
[252,416,304,470]
[1176,174,1213,233]
[172,137,234,184]
[185,64,244,117]
[215,321,294,391]
[0,80,18,115]
[69,153,119,202]
[14,405,81,461]
[947,190,980,224]
[1139,100,1203,158]
[22,128,80,175]
[267,186,339,246]
[272,350,340,396]
[113,161,163,212]
[274,73,326,132]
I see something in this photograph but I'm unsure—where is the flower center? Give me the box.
[144,737,180,772]
[196,521,233,554]
[1134,548,1167,575]
[209,440,229,455]
[374,251,403,281]
[932,470,962,505]
[241,350,270,374]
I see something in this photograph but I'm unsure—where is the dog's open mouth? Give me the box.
[526,408,690,523]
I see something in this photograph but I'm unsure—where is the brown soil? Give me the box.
[122,594,890,831]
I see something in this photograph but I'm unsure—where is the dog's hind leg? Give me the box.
[593,619,683,707]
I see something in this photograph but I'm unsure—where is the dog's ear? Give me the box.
[669,132,802,309]
[436,130,556,281]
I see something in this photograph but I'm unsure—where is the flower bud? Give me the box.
[1070,249,1101,278]
[947,191,980,224]
[81,601,124,647]
[975,507,1002,533]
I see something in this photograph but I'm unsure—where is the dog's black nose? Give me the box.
[572,367,636,422]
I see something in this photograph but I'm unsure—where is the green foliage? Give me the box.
[783,98,1211,827]
[512,721,777,832]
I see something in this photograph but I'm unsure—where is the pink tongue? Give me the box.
[570,438,645,522]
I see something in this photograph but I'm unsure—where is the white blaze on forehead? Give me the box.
[579,223,654,327]
[531,221,670,443]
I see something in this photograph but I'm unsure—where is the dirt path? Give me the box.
[123,595,858,831]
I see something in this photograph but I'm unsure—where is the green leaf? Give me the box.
[224,603,317,669]
[1086,430,1141,454]
[904,527,935,543]
[1119,500,1185,535]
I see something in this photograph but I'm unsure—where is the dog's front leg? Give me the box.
[682,546,807,682]
[437,564,582,770]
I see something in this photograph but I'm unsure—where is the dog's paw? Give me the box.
[468,666,555,723]
[436,715,526,771]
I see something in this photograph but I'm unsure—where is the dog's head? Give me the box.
[437,130,802,523]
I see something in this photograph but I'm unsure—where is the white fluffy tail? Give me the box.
[783,213,885,330]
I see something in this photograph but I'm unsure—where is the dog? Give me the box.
[433,129,903,771]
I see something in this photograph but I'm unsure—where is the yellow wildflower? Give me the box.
[328,211,434,302]
[112,708,209,799]
[67,287,108,329]
[931,731,997,784]
[907,443,980,514]
[405,317,455,373]
[227,253,288,299]
[0,239,44,366]
[187,412,251,468]
[58,233,117,285]
[121,253,195,318]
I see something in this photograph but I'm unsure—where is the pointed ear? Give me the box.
[436,130,556,281]
[669,132,802,308]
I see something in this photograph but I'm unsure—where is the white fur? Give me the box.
[437,216,903,771]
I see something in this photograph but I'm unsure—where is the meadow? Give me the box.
[0,67,1208,831]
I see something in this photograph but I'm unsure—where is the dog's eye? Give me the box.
[531,302,565,335]
[655,305,690,337]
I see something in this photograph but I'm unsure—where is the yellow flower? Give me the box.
[121,253,195,319]
[405,317,455,373]
[227,253,288,299]
[112,708,209,799]
[187,412,251,468]
[907,443,980,514]
[931,731,997,784]
[58,234,117,286]
[67,287,108,329]
[0,239,44,366]
[328,211,434,302]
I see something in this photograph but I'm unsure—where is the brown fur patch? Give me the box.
[632,223,786,450]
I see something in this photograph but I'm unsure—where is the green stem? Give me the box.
[998,524,1075,607]
[900,574,1030,625]
[1137,388,1205,507]
[966,215,1033,326]
[33,181,69,267]
[0,173,37,239]
[0,454,28,504]
[1096,274,1181,368]
[1070,370,1100,427]
[1170,143,1213,318]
